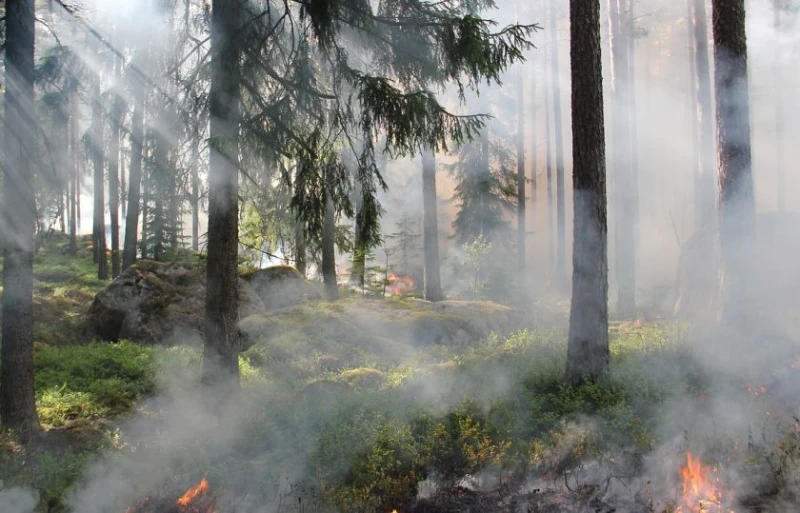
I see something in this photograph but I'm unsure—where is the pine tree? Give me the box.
[565,0,609,385]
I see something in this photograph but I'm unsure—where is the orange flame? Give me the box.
[387,273,415,296]
[676,453,734,513]
[177,477,209,507]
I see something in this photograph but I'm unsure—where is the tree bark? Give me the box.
[294,215,306,276]
[1,0,41,440]
[517,68,526,274]
[608,0,635,319]
[692,0,716,229]
[109,56,122,278]
[191,134,200,251]
[712,0,755,326]
[123,85,145,270]
[91,87,108,280]
[68,91,78,256]
[202,0,243,394]
[773,0,784,212]
[322,192,339,300]
[544,27,555,275]
[550,3,567,289]
[565,0,609,385]
[422,150,443,301]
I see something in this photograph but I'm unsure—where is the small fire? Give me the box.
[387,273,415,296]
[675,453,734,513]
[177,477,210,507]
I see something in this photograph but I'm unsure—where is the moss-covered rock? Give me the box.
[241,265,322,310]
[86,260,265,344]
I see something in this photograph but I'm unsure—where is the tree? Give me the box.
[1,0,41,440]
[712,0,755,325]
[549,2,567,289]
[422,150,443,301]
[607,0,635,318]
[773,0,785,213]
[122,74,145,270]
[108,55,123,278]
[516,67,526,273]
[565,0,609,385]
[90,79,108,280]
[690,0,715,230]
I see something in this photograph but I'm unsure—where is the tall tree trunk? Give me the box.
[1,0,41,440]
[68,91,78,257]
[712,0,755,326]
[422,150,443,301]
[350,183,366,289]
[529,59,537,268]
[109,57,122,278]
[692,0,716,228]
[687,0,701,231]
[294,215,306,276]
[627,0,640,275]
[202,0,243,393]
[191,135,200,251]
[773,0,784,212]
[517,68,526,273]
[91,89,108,280]
[544,29,555,275]
[322,192,338,300]
[550,3,567,289]
[565,0,609,385]
[122,86,145,270]
[608,0,635,318]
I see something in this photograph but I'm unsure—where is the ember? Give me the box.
[387,273,415,296]
[675,453,734,513]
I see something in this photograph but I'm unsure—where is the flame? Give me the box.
[387,273,415,296]
[177,477,210,507]
[675,453,734,513]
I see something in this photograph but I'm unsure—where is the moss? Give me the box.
[339,368,386,389]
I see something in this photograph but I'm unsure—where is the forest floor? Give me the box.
[1,238,799,513]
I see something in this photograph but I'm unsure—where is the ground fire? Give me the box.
[124,477,217,513]
[387,273,415,296]
[675,453,734,513]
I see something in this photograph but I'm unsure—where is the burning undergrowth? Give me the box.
[44,321,800,513]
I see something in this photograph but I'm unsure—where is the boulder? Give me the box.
[87,260,266,344]
[241,265,322,310]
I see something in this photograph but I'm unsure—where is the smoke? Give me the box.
[0,487,39,513]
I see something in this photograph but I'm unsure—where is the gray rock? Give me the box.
[241,265,322,310]
[87,260,266,344]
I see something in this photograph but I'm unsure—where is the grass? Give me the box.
[1,241,798,512]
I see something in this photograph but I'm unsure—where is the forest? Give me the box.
[0,0,798,512]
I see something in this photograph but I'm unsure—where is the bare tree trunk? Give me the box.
[544,29,555,276]
[202,0,243,394]
[191,135,200,251]
[687,0,701,231]
[109,57,122,278]
[774,0,784,212]
[91,88,108,280]
[294,215,306,276]
[68,92,78,256]
[122,85,145,270]
[712,0,755,326]
[529,59,537,265]
[517,68,526,273]
[550,3,567,289]
[422,150,443,301]
[692,0,716,228]
[1,0,41,440]
[322,193,339,300]
[608,0,636,318]
[565,0,609,385]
